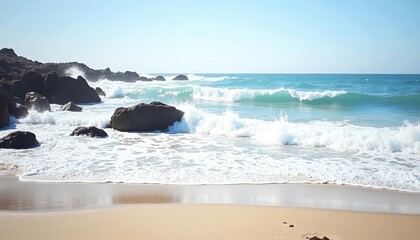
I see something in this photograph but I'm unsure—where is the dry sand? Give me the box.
[0,176,419,240]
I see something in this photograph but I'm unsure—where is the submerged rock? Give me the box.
[70,126,108,137]
[0,131,39,149]
[60,102,83,112]
[173,74,188,81]
[110,101,184,132]
[154,76,166,81]
[95,87,106,96]
[24,92,51,112]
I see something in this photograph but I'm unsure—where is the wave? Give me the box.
[170,104,420,155]
[191,86,347,102]
[162,74,237,82]
[18,109,111,128]
[91,79,420,108]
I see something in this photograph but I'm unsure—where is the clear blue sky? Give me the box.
[1,0,419,73]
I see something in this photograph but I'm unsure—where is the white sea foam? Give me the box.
[170,104,420,155]
[64,66,87,79]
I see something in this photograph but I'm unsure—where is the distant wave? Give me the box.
[161,74,237,82]
[170,104,420,155]
[191,86,347,102]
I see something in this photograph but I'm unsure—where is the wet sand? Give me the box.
[0,176,420,240]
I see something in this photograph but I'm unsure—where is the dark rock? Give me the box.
[44,75,101,104]
[154,76,166,81]
[70,126,108,137]
[0,48,140,83]
[60,102,83,112]
[0,48,17,56]
[173,74,188,80]
[0,94,9,128]
[139,76,152,81]
[95,87,106,96]
[110,101,184,132]
[308,237,330,240]
[0,131,39,149]
[288,225,294,228]
[13,71,46,99]
[25,92,51,112]
[12,103,29,118]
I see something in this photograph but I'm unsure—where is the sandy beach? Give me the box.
[1,176,420,240]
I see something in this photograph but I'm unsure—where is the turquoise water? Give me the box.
[1,73,419,191]
[138,74,420,126]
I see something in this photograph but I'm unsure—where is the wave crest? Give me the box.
[170,104,420,155]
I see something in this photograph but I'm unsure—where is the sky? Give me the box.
[1,0,420,73]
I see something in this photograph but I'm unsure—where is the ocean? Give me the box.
[1,73,419,191]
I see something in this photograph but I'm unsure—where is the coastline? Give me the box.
[1,176,419,213]
[1,176,420,240]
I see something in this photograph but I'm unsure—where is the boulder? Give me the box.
[70,126,108,137]
[60,102,82,112]
[95,87,106,96]
[11,103,29,118]
[173,74,188,80]
[25,92,51,112]
[44,74,101,104]
[110,101,184,132]
[154,76,166,81]
[0,131,39,149]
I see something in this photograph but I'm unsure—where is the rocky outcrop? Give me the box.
[44,74,101,104]
[60,102,82,112]
[0,48,141,82]
[154,76,165,81]
[110,101,184,132]
[173,74,188,80]
[0,94,9,128]
[95,87,106,96]
[70,126,108,137]
[0,131,39,149]
[25,92,51,112]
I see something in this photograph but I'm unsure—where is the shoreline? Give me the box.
[1,176,419,214]
[1,176,420,240]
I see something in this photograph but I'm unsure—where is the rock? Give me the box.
[308,237,330,240]
[110,101,184,132]
[154,76,166,81]
[173,74,188,80]
[70,126,108,137]
[13,71,46,99]
[0,131,39,149]
[44,74,101,104]
[95,87,106,96]
[139,76,152,81]
[0,94,9,128]
[0,48,17,56]
[25,92,51,112]
[60,102,82,112]
[0,86,17,127]
[12,103,29,118]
